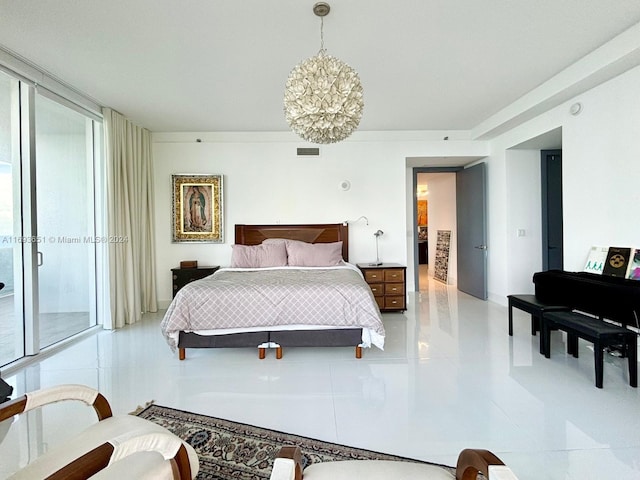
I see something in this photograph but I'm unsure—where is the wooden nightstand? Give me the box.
[357,263,406,312]
[171,266,219,297]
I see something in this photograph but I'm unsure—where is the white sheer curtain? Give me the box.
[103,108,157,328]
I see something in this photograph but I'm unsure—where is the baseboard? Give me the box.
[158,299,171,310]
[488,292,508,306]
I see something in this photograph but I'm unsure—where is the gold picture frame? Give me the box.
[172,174,224,243]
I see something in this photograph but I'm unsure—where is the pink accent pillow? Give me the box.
[286,241,343,267]
[230,243,288,268]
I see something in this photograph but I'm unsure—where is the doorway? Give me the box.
[413,165,487,298]
[506,127,563,293]
[413,168,461,292]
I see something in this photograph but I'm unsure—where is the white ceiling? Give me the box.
[1,1,640,134]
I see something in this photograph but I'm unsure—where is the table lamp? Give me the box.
[370,230,384,266]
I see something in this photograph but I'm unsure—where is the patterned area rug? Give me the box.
[135,404,456,479]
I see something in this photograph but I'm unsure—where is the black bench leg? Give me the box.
[628,335,637,388]
[568,334,579,358]
[542,321,551,358]
[531,315,540,335]
[594,346,604,389]
[508,303,513,336]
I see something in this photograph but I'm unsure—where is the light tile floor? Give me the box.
[1,277,639,479]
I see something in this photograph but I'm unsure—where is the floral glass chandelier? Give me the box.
[284,2,364,144]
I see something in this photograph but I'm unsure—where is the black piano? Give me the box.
[533,270,640,328]
[532,270,639,388]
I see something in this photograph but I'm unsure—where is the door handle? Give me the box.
[37,251,43,266]
[474,245,487,250]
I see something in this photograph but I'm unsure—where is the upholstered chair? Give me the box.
[0,384,199,479]
[270,446,518,480]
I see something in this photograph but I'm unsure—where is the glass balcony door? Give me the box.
[34,94,97,349]
[0,72,24,365]
[0,69,102,368]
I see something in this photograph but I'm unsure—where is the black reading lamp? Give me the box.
[370,230,384,266]
[0,282,13,403]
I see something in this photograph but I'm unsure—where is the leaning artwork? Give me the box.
[172,174,224,243]
[434,230,451,283]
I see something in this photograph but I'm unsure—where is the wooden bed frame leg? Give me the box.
[259,347,266,359]
[178,348,185,361]
[276,347,283,359]
[355,346,362,359]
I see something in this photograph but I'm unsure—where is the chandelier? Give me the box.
[283,2,364,144]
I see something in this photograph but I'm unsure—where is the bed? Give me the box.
[161,223,385,360]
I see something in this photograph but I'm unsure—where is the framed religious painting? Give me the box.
[172,174,224,243]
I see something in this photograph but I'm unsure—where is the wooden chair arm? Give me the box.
[46,433,192,480]
[46,443,115,480]
[0,384,112,423]
[456,448,517,479]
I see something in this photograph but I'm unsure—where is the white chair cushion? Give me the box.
[270,457,297,480]
[88,451,177,480]
[302,460,455,480]
[9,414,198,479]
[489,465,519,480]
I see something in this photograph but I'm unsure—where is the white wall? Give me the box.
[562,68,640,262]
[505,149,542,294]
[153,134,396,304]
[154,133,490,306]
[485,64,640,304]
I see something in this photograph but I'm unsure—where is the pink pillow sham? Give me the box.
[230,242,288,268]
[286,241,344,267]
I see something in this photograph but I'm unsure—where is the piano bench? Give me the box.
[507,294,570,344]
[542,311,638,388]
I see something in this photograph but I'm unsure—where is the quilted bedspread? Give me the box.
[161,265,385,351]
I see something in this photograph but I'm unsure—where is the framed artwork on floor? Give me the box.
[434,230,451,284]
[172,174,224,243]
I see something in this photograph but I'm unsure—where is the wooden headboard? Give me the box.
[235,223,349,261]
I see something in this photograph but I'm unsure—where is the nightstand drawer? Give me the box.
[364,270,384,283]
[385,296,405,310]
[369,284,384,296]
[385,283,403,295]
[384,270,404,282]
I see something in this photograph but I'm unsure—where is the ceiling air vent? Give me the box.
[297,147,320,156]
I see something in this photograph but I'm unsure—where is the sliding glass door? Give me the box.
[0,72,24,365]
[34,94,97,348]
[0,70,102,367]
